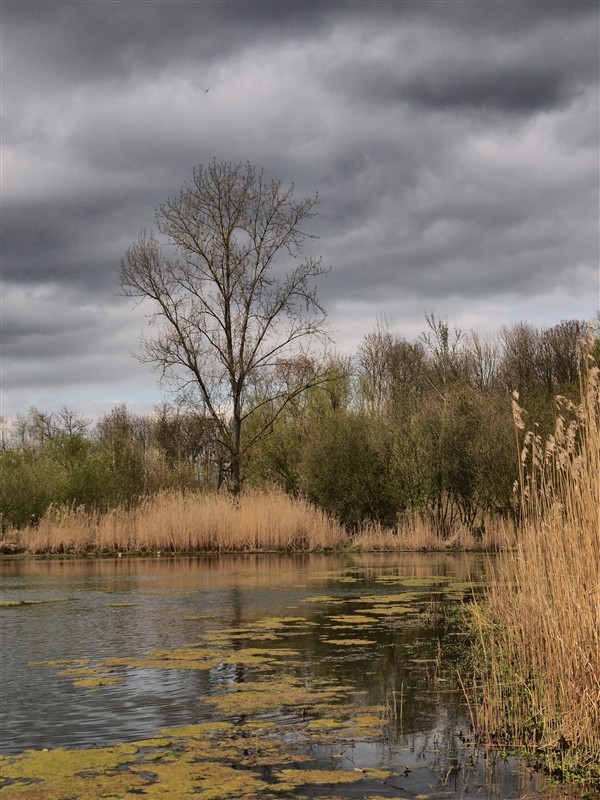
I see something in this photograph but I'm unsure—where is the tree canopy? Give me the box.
[120,160,330,493]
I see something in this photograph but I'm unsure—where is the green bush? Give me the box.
[302,412,399,529]
[0,449,67,529]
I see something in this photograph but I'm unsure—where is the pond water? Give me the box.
[0,553,589,799]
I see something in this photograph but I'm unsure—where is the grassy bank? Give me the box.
[0,486,514,555]
[465,363,600,786]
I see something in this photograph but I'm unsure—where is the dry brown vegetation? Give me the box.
[466,360,600,783]
[1,487,515,555]
[350,515,515,552]
[4,489,345,554]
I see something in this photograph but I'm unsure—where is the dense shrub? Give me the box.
[302,412,400,529]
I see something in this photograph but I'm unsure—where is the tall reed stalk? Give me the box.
[7,488,347,553]
[350,514,514,552]
[467,357,600,783]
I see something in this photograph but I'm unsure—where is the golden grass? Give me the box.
[350,514,515,552]
[467,360,600,782]
[1,487,516,555]
[6,488,347,554]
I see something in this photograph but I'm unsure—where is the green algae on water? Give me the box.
[0,742,139,782]
[363,604,414,616]
[1,600,43,607]
[0,599,69,608]
[329,614,377,625]
[73,675,125,688]
[303,595,341,603]
[2,668,393,799]
[199,674,351,717]
[275,767,364,786]
[322,638,377,646]
[104,644,298,672]
[252,615,318,629]
[108,602,141,607]
[30,658,91,667]
[57,667,107,677]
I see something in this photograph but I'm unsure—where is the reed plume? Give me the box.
[467,353,599,782]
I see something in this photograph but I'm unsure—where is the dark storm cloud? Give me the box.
[394,61,586,113]
[327,4,598,114]
[2,0,598,416]
[8,0,593,109]
[4,197,131,287]
[2,0,343,93]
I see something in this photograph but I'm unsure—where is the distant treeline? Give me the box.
[1,316,596,534]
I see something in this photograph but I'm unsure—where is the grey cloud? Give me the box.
[402,66,578,113]
[2,282,148,396]
[2,0,598,415]
[4,283,123,353]
[3,194,147,289]
[326,10,598,114]
[435,0,598,32]
[2,0,344,97]
[5,0,595,97]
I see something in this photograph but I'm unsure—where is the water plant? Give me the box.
[465,354,600,786]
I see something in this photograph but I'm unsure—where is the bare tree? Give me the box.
[13,407,57,452]
[499,322,542,398]
[56,406,92,437]
[463,330,501,393]
[537,320,585,393]
[356,318,426,414]
[420,312,466,395]
[120,160,330,494]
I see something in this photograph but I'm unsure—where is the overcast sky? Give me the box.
[2,0,599,419]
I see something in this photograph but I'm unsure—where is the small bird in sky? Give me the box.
[204,88,209,93]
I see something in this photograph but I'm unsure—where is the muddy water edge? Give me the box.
[0,553,593,799]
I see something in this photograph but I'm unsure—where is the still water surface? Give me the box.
[0,553,586,798]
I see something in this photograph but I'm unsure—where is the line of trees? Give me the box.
[249,315,590,532]
[0,316,592,534]
[2,162,595,536]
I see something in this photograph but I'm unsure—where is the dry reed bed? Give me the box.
[2,488,513,555]
[8,489,346,553]
[352,515,515,552]
[467,363,600,783]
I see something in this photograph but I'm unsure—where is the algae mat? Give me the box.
[1,553,575,798]
[0,715,394,799]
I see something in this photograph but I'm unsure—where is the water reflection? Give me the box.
[0,553,584,798]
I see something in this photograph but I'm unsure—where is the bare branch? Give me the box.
[120,160,330,494]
